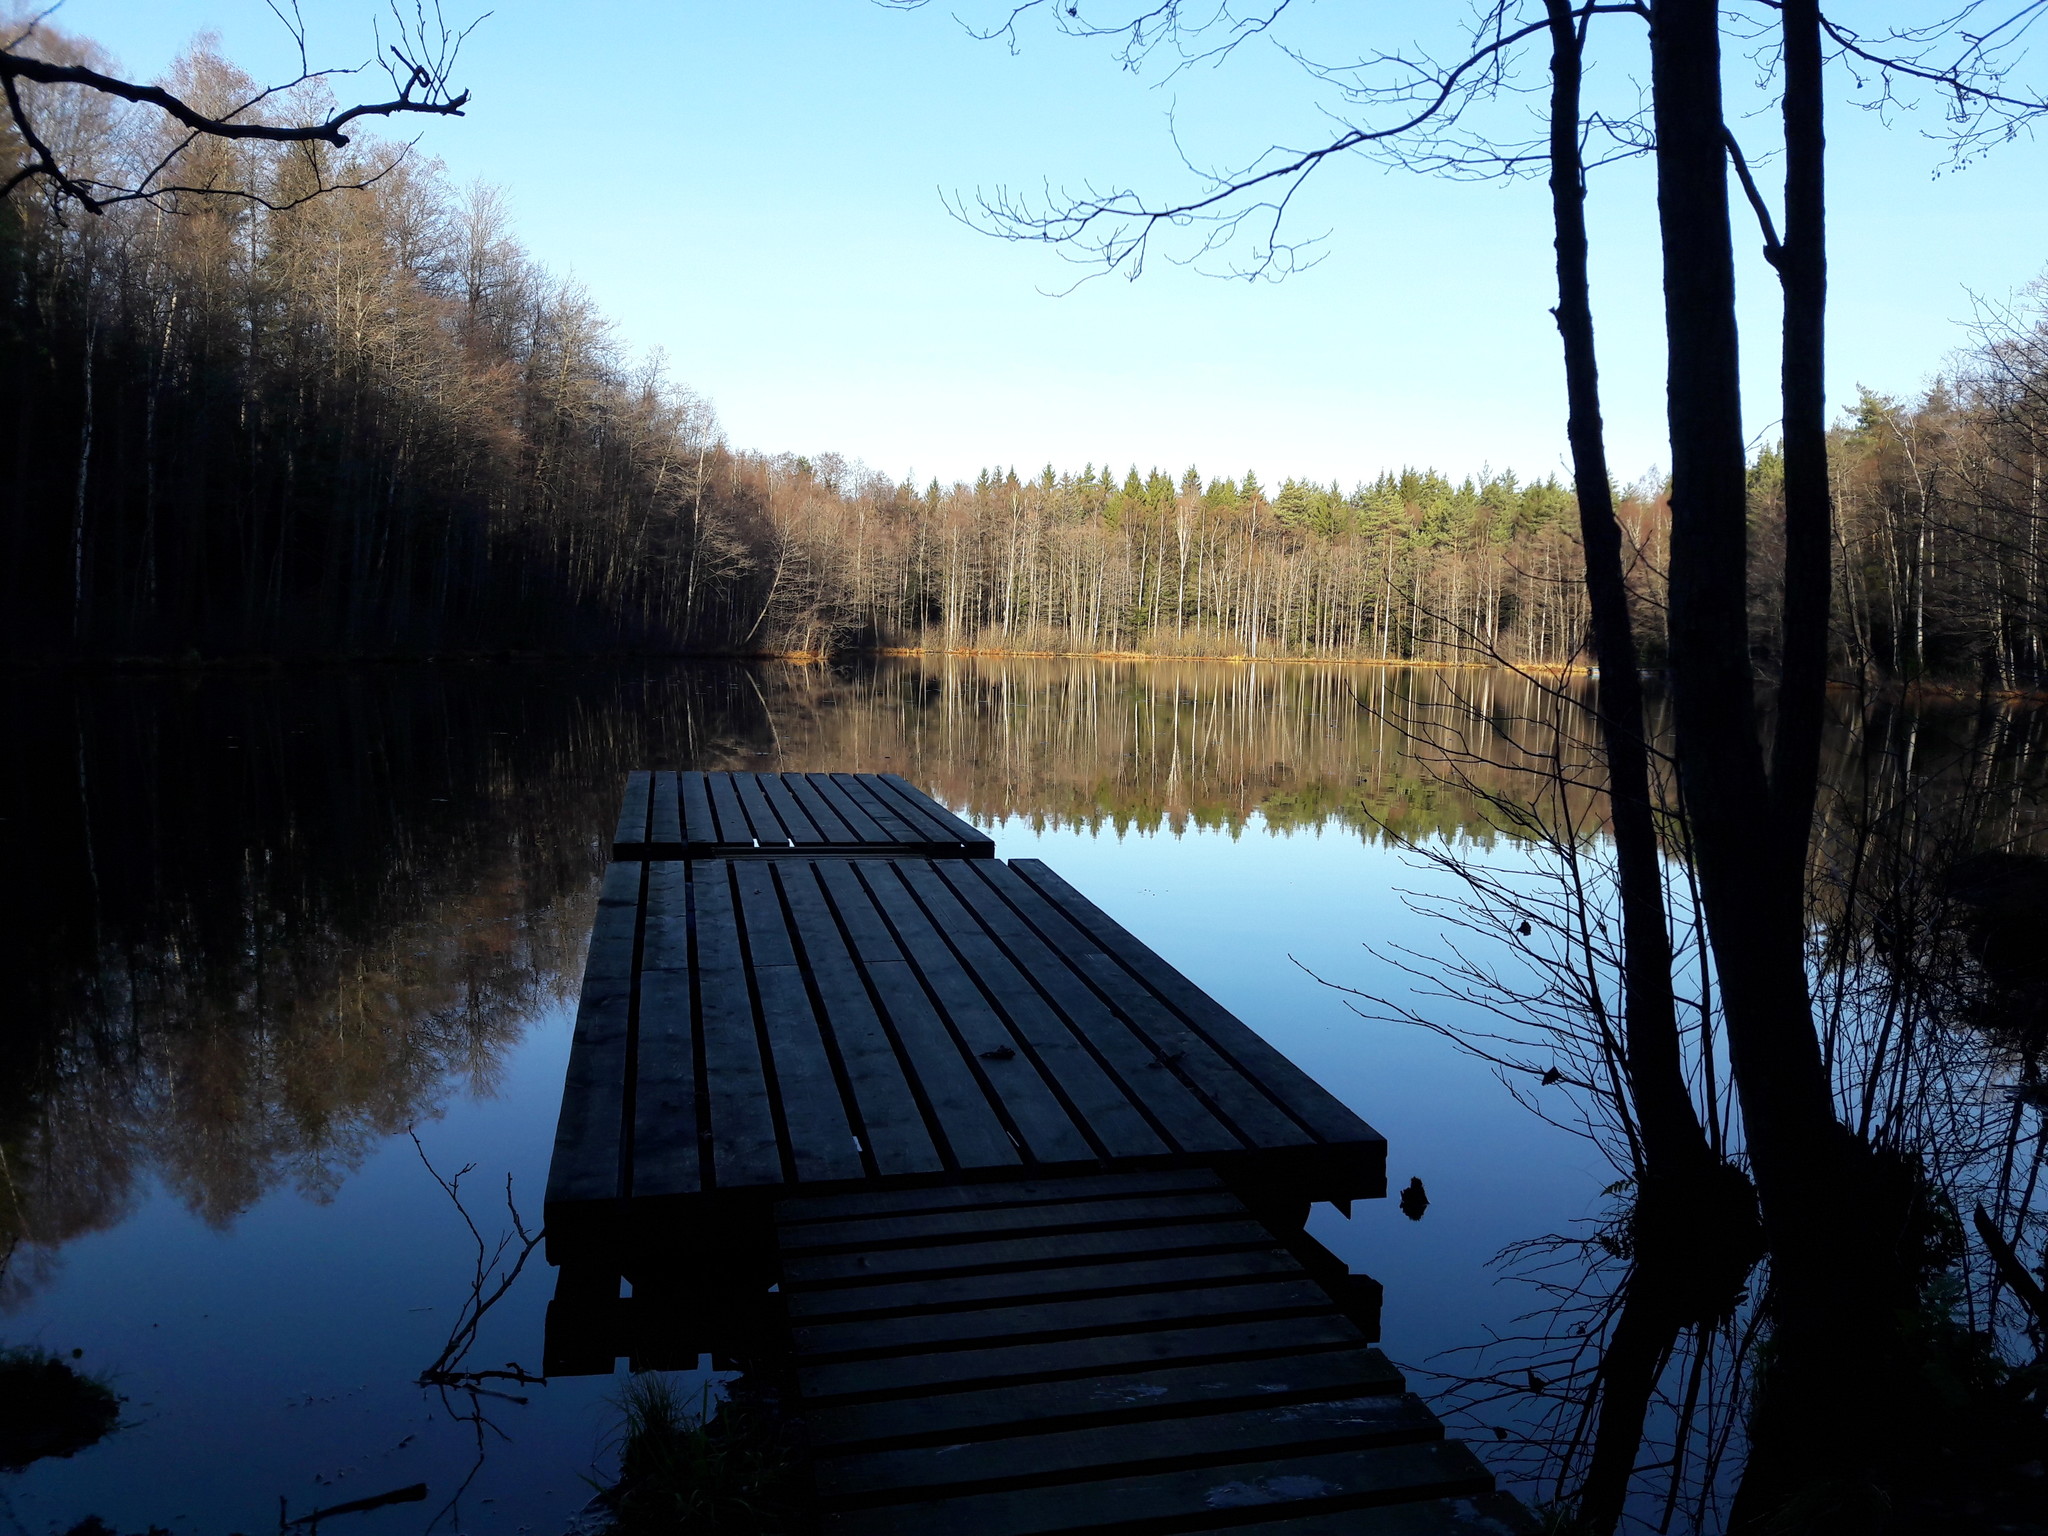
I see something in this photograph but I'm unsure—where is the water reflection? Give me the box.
[3,658,2044,1533]
[10,659,2045,1288]
[0,657,1591,1301]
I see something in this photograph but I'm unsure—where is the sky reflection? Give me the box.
[9,658,2019,1533]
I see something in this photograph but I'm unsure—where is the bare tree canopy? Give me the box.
[1,0,477,211]
[884,1,2048,282]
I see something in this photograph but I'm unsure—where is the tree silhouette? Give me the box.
[1,1,475,211]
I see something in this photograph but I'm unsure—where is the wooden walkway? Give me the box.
[613,770,996,859]
[780,1169,1532,1535]
[545,773,1522,1534]
[546,851,1385,1252]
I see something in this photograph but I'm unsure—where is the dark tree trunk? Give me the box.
[1650,2,1896,1521]
[1649,0,1834,1262]
[1771,0,1831,857]
[1545,0,1711,1185]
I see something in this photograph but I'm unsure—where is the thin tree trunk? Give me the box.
[1547,0,1709,1184]
[1771,0,1831,856]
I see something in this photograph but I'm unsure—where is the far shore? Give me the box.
[14,647,2048,702]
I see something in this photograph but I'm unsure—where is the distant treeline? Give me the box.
[4,27,2047,680]
[764,459,1620,664]
[1814,337,2048,688]
[0,27,1622,665]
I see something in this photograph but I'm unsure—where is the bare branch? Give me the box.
[1722,126,1784,266]
[1,1,479,211]
[0,52,467,144]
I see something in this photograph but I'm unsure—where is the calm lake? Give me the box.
[1,658,2033,1535]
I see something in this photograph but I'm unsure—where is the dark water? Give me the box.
[0,659,2036,1535]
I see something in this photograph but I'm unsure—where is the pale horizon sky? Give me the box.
[50,1,2048,491]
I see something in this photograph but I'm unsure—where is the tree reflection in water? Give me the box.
[1311,670,2048,1530]
[0,660,1511,1283]
[2,657,2042,1529]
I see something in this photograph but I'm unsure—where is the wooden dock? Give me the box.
[545,852,1385,1253]
[781,1170,1531,1535]
[544,773,1526,1534]
[612,770,997,860]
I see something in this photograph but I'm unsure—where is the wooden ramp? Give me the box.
[545,853,1386,1255]
[613,770,996,859]
[779,1169,1534,1536]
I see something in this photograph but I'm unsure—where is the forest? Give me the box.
[4,27,2047,681]
[9,7,2048,1531]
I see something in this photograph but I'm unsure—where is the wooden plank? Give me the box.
[786,775,864,845]
[546,971,631,1207]
[641,859,691,972]
[818,1441,1495,1536]
[678,771,718,847]
[648,770,682,851]
[734,773,793,847]
[820,859,923,963]
[755,962,863,1182]
[879,771,996,853]
[1005,858,1385,1149]
[733,862,861,1182]
[631,968,698,1198]
[760,774,826,846]
[733,859,798,967]
[895,863,1168,1160]
[834,772,942,846]
[797,1313,1367,1404]
[691,862,784,1188]
[815,1393,1442,1500]
[631,861,699,1200]
[853,861,1095,1165]
[973,858,1309,1146]
[814,863,1020,1170]
[546,860,643,1206]
[612,771,652,854]
[866,960,1022,1171]
[966,860,1308,1152]
[783,1247,1308,1320]
[791,1277,1336,1359]
[804,1347,1407,1451]
[781,1218,1278,1287]
[807,773,891,842]
[777,863,943,1178]
[706,773,753,848]
[778,1190,1247,1252]
[927,861,1240,1155]
[776,1168,1221,1224]
[583,860,643,982]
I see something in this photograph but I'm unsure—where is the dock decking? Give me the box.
[545,851,1386,1251]
[543,772,1523,1534]
[783,1169,1531,1536]
[612,770,997,859]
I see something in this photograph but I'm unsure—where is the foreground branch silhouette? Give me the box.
[1,1,475,211]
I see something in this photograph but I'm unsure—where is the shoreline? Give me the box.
[0,647,1587,673]
[7,647,2046,702]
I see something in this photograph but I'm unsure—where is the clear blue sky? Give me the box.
[52,0,2048,489]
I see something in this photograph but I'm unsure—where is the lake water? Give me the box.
[1,658,2028,1535]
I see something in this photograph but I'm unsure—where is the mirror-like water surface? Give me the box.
[3,659,2038,1534]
